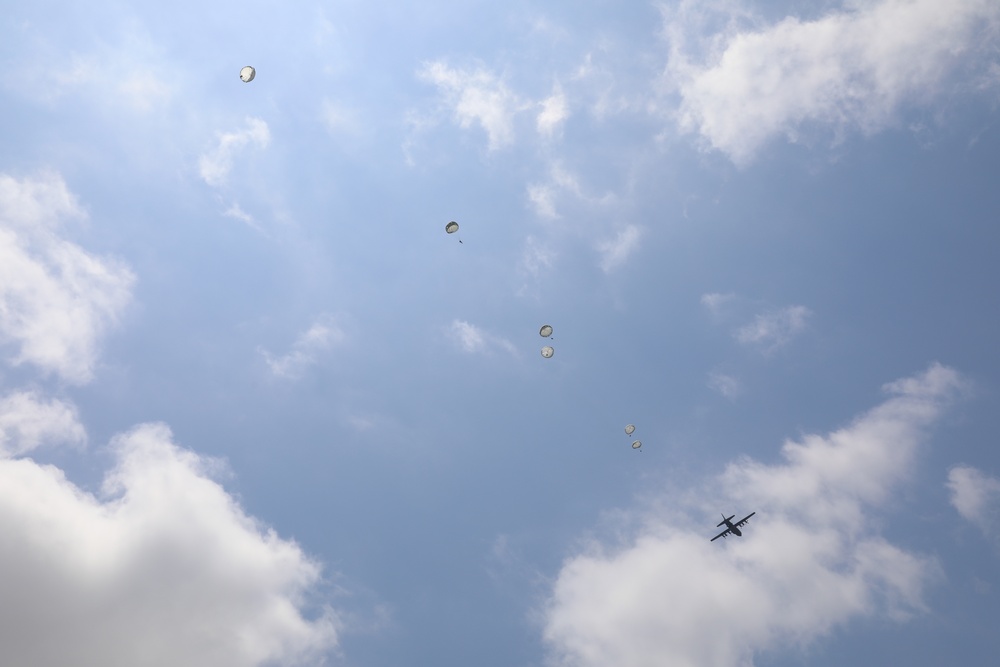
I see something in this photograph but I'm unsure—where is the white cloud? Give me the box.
[537,82,569,138]
[519,236,556,279]
[700,291,735,314]
[259,317,345,379]
[0,391,86,457]
[735,305,810,350]
[707,371,741,398]
[1,37,174,112]
[448,320,516,356]
[198,118,271,187]
[664,0,1000,163]
[418,61,534,150]
[0,422,337,666]
[222,201,264,233]
[321,99,361,136]
[525,164,596,220]
[544,364,960,667]
[450,320,486,353]
[116,73,172,113]
[517,236,558,299]
[596,224,642,273]
[947,465,1000,538]
[527,184,560,220]
[0,171,134,384]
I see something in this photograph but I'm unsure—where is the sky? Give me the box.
[1,0,999,665]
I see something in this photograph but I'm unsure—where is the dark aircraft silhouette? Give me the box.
[710,511,756,542]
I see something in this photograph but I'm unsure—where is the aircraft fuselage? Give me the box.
[722,519,742,537]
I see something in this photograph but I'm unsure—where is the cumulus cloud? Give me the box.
[947,465,1000,538]
[664,0,1000,163]
[448,320,516,356]
[735,305,810,350]
[0,391,86,457]
[0,171,134,384]
[596,224,642,273]
[544,363,960,667]
[0,422,337,666]
[259,317,345,379]
[199,118,271,187]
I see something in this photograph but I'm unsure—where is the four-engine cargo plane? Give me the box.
[710,511,756,542]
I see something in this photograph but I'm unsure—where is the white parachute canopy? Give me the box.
[631,440,642,450]
[539,325,553,338]
[541,346,554,358]
[239,66,256,83]
[625,424,635,436]
[445,220,463,243]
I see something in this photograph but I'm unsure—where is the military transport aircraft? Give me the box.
[710,511,756,542]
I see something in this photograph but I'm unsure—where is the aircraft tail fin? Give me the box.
[717,513,735,527]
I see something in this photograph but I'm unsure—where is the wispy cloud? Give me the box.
[947,465,1000,540]
[662,0,1000,164]
[198,117,271,187]
[707,371,741,399]
[0,422,338,665]
[700,291,735,315]
[448,320,516,356]
[321,99,356,133]
[735,305,811,350]
[259,317,345,379]
[525,164,603,220]
[222,201,261,230]
[1,35,174,112]
[418,61,533,150]
[0,171,134,384]
[544,364,960,667]
[596,224,642,273]
[537,82,569,138]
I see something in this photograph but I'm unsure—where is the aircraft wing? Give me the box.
[710,527,732,542]
[734,512,756,528]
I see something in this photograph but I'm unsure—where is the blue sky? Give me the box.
[1,1,999,665]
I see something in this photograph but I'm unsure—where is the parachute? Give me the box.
[625,424,635,436]
[445,220,462,243]
[541,345,554,358]
[239,66,256,83]
[631,440,642,450]
[539,325,553,338]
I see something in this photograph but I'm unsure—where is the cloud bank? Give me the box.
[543,363,960,667]
[0,423,338,667]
